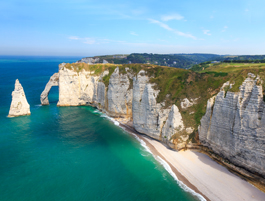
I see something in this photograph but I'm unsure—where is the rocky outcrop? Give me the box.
[199,73,265,178]
[40,73,59,105]
[8,79,31,117]
[80,57,100,64]
[181,98,198,109]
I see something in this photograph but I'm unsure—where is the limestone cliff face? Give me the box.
[96,82,107,109]
[162,105,185,146]
[57,63,100,106]
[40,73,59,105]
[56,64,190,148]
[132,70,171,140]
[107,67,132,118]
[199,73,265,178]
[8,79,31,117]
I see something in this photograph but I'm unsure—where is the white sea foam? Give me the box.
[35,104,42,107]
[93,109,101,114]
[131,133,152,154]
[100,113,120,126]
[156,156,206,201]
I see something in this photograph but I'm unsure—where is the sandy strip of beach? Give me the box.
[143,137,265,201]
[120,123,265,201]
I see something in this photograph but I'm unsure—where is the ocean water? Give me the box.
[0,56,201,201]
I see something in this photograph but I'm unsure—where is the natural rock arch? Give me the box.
[40,73,59,105]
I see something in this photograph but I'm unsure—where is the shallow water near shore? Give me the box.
[0,56,200,201]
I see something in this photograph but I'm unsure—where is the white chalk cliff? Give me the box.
[57,63,101,106]
[199,73,265,178]
[52,64,191,149]
[107,67,132,118]
[8,79,31,117]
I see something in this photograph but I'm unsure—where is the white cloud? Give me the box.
[161,13,184,21]
[220,37,239,43]
[68,36,95,44]
[130,31,138,36]
[131,8,146,16]
[203,30,211,36]
[148,19,196,40]
[102,39,127,43]
[83,38,96,44]
[222,26,228,32]
[68,36,130,45]
[149,19,172,31]
[68,36,80,40]
[158,39,169,43]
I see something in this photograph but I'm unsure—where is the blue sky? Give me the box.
[1,0,265,56]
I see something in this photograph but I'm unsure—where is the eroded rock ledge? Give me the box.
[8,79,31,117]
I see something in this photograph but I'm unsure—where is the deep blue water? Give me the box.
[0,56,200,201]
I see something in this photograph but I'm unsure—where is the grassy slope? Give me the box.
[192,62,265,92]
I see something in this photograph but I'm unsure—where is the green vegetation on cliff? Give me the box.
[192,62,265,92]
[64,63,118,75]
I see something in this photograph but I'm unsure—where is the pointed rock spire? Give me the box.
[8,79,31,117]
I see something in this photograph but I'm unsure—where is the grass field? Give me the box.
[193,62,265,92]
[200,62,265,73]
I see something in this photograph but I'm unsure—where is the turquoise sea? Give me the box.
[0,56,201,201]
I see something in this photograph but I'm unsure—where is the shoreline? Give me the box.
[119,122,265,201]
[120,123,209,201]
